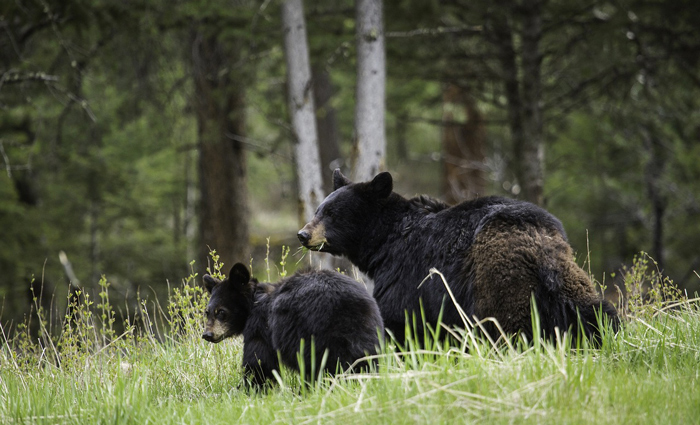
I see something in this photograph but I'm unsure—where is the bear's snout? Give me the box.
[202,331,215,342]
[297,230,311,246]
[297,221,326,249]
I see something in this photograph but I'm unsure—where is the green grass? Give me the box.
[1,258,699,424]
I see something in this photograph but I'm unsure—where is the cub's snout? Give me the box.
[201,320,228,343]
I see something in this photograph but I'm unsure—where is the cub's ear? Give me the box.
[228,263,251,287]
[369,171,393,199]
[203,275,219,294]
[333,169,352,191]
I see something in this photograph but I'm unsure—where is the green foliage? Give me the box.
[619,252,687,319]
[2,0,700,356]
[205,250,225,281]
[96,275,117,344]
[1,262,211,375]
[1,261,699,424]
[166,263,207,340]
[278,245,291,278]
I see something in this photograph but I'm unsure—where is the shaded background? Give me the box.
[1,0,699,331]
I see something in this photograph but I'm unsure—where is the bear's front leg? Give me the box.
[242,337,279,391]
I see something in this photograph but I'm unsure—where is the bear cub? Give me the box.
[202,263,383,389]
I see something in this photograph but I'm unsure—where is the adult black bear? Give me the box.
[298,170,619,345]
[202,263,383,388]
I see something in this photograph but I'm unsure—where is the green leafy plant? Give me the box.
[619,252,686,319]
[166,260,207,341]
[1,249,698,425]
[279,245,290,278]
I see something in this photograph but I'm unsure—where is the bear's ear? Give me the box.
[228,263,251,287]
[203,274,219,293]
[333,169,351,191]
[369,171,393,199]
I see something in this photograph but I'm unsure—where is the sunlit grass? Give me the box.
[1,255,699,424]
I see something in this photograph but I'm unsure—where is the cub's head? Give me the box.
[202,263,255,343]
[297,169,394,258]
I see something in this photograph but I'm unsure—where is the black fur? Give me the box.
[299,170,619,345]
[203,264,384,389]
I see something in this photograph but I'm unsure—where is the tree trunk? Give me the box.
[518,0,545,206]
[353,0,386,181]
[191,31,250,270]
[395,114,408,162]
[442,84,487,204]
[643,126,666,272]
[184,148,197,263]
[313,65,342,195]
[489,2,544,206]
[282,0,325,223]
[492,11,524,193]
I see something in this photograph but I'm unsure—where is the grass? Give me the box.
[1,255,699,424]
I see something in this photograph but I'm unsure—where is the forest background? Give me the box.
[1,0,699,332]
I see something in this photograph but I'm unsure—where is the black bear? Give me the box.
[298,170,619,345]
[202,263,383,388]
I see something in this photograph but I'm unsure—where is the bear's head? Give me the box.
[202,263,255,343]
[297,169,393,258]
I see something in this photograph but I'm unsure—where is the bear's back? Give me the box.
[267,270,383,373]
[436,196,565,237]
[467,196,567,240]
[399,196,566,255]
[373,194,604,342]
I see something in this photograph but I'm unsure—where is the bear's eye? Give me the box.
[216,310,226,320]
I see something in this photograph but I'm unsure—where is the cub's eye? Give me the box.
[216,310,227,320]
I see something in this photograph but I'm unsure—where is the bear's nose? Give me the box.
[202,331,214,342]
[297,230,311,246]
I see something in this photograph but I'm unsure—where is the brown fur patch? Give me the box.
[468,222,599,334]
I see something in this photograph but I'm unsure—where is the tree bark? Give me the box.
[353,0,386,181]
[282,0,325,223]
[489,1,544,206]
[313,65,342,195]
[643,126,666,272]
[191,31,250,270]
[395,114,409,162]
[442,84,487,203]
[518,0,545,206]
[491,11,524,189]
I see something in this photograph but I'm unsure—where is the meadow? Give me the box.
[1,254,699,425]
